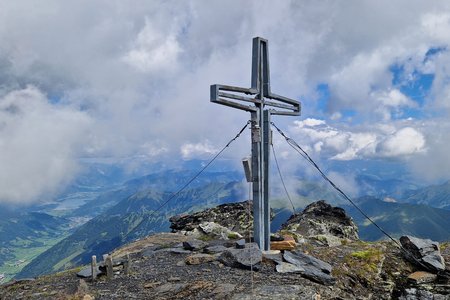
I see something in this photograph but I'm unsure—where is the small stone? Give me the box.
[271,233,284,241]
[235,239,246,249]
[204,245,228,254]
[144,281,161,289]
[185,254,216,265]
[155,283,187,294]
[77,279,89,295]
[82,295,94,300]
[183,240,208,251]
[176,260,186,267]
[167,276,181,282]
[270,235,296,251]
[407,271,437,284]
[212,283,237,297]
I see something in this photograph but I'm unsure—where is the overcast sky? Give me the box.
[1,0,450,203]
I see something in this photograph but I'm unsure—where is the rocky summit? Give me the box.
[1,200,449,299]
[281,200,359,247]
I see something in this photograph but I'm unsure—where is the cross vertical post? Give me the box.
[210,37,301,250]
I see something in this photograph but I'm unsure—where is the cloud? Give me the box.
[180,141,218,160]
[123,17,182,73]
[0,86,91,203]
[1,1,450,202]
[376,127,425,157]
[288,118,425,161]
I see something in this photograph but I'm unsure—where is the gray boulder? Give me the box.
[400,236,445,273]
[283,250,335,285]
[183,239,208,251]
[219,242,262,271]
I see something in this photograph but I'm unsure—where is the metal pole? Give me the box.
[251,111,264,250]
[263,109,271,250]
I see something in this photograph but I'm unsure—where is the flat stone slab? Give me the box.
[219,244,262,271]
[183,240,208,251]
[407,271,437,284]
[400,235,445,273]
[76,266,104,278]
[276,262,304,273]
[283,250,335,285]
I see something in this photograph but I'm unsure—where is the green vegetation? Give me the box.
[0,235,67,283]
[227,232,240,239]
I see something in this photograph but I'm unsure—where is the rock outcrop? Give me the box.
[169,201,255,237]
[281,200,359,246]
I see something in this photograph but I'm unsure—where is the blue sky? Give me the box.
[0,0,450,203]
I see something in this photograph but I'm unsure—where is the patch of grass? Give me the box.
[351,249,383,260]
[197,235,214,242]
[336,247,385,285]
[227,232,240,239]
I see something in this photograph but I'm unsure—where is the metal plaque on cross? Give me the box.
[210,37,301,250]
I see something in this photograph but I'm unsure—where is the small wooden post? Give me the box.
[124,254,131,275]
[91,255,97,281]
[105,255,113,280]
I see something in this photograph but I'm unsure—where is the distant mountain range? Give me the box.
[344,196,450,241]
[400,180,450,210]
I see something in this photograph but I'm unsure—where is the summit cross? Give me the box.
[210,37,301,251]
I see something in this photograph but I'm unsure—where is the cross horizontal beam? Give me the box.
[210,84,301,115]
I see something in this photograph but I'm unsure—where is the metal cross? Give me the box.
[210,37,301,251]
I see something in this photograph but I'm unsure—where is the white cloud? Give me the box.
[289,119,425,161]
[180,141,218,160]
[123,18,181,73]
[0,86,91,203]
[376,127,426,157]
[374,89,414,108]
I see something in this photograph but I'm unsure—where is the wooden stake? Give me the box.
[91,255,97,281]
[105,255,113,280]
[124,254,131,275]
